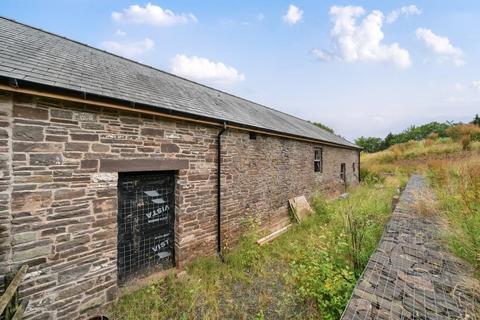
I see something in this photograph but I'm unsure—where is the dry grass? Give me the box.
[412,189,438,217]
[362,135,480,276]
[362,138,480,168]
[446,124,480,142]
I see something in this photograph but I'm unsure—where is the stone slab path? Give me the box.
[342,175,480,319]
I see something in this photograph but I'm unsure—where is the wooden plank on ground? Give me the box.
[11,300,29,320]
[256,224,292,246]
[288,196,314,222]
[0,265,28,316]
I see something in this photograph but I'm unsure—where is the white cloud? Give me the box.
[171,54,245,84]
[313,6,411,68]
[416,28,464,66]
[115,29,127,36]
[102,38,154,59]
[386,5,421,24]
[112,3,197,26]
[283,4,303,25]
[472,81,480,90]
[311,48,333,62]
[257,13,265,22]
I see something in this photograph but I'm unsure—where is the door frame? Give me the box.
[116,170,177,284]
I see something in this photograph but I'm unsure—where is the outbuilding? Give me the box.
[0,17,361,319]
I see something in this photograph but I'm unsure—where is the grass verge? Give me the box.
[109,177,402,319]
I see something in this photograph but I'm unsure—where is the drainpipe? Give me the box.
[217,122,227,262]
[358,150,361,183]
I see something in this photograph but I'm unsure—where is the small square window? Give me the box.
[314,148,323,173]
[249,132,257,140]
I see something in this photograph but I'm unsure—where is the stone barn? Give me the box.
[0,18,361,319]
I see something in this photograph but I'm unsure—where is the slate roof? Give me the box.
[0,17,359,149]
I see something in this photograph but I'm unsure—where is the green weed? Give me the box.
[109,180,400,319]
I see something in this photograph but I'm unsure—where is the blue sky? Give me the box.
[1,1,479,140]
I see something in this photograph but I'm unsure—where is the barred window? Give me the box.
[314,148,323,173]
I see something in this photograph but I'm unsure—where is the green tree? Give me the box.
[472,114,480,126]
[384,122,451,146]
[354,136,384,153]
[382,133,394,149]
[354,121,455,153]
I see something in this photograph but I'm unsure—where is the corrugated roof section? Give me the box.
[0,17,359,149]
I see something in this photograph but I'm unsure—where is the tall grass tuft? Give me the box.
[428,158,480,273]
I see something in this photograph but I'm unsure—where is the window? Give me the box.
[314,148,323,173]
[352,162,355,172]
[249,132,257,140]
[340,163,346,181]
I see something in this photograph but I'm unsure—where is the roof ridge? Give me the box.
[0,16,357,148]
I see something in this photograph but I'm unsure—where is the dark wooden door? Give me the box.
[117,171,175,283]
[340,163,346,184]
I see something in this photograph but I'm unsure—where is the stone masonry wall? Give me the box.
[0,92,13,292]
[0,91,359,319]
[221,130,358,244]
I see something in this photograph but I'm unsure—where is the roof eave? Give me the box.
[0,76,362,150]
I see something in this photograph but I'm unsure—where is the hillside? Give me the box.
[355,115,480,153]
[362,126,480,276]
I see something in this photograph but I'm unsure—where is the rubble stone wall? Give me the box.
[0,91,359,319]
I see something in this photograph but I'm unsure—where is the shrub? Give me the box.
[471,131,480,142]
[292,250,355,320]
[360,167,385,185]
[427,132,439,140]
[446,124,480,142]
[310,193,330,223]
[461,136,471,150]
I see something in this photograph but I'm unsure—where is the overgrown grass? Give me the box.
[362,137,480,166]
[427,157,480,275]
[362,134,480,277]
[110,178,401,319]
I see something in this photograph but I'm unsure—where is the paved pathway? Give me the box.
[342,175,480,319]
